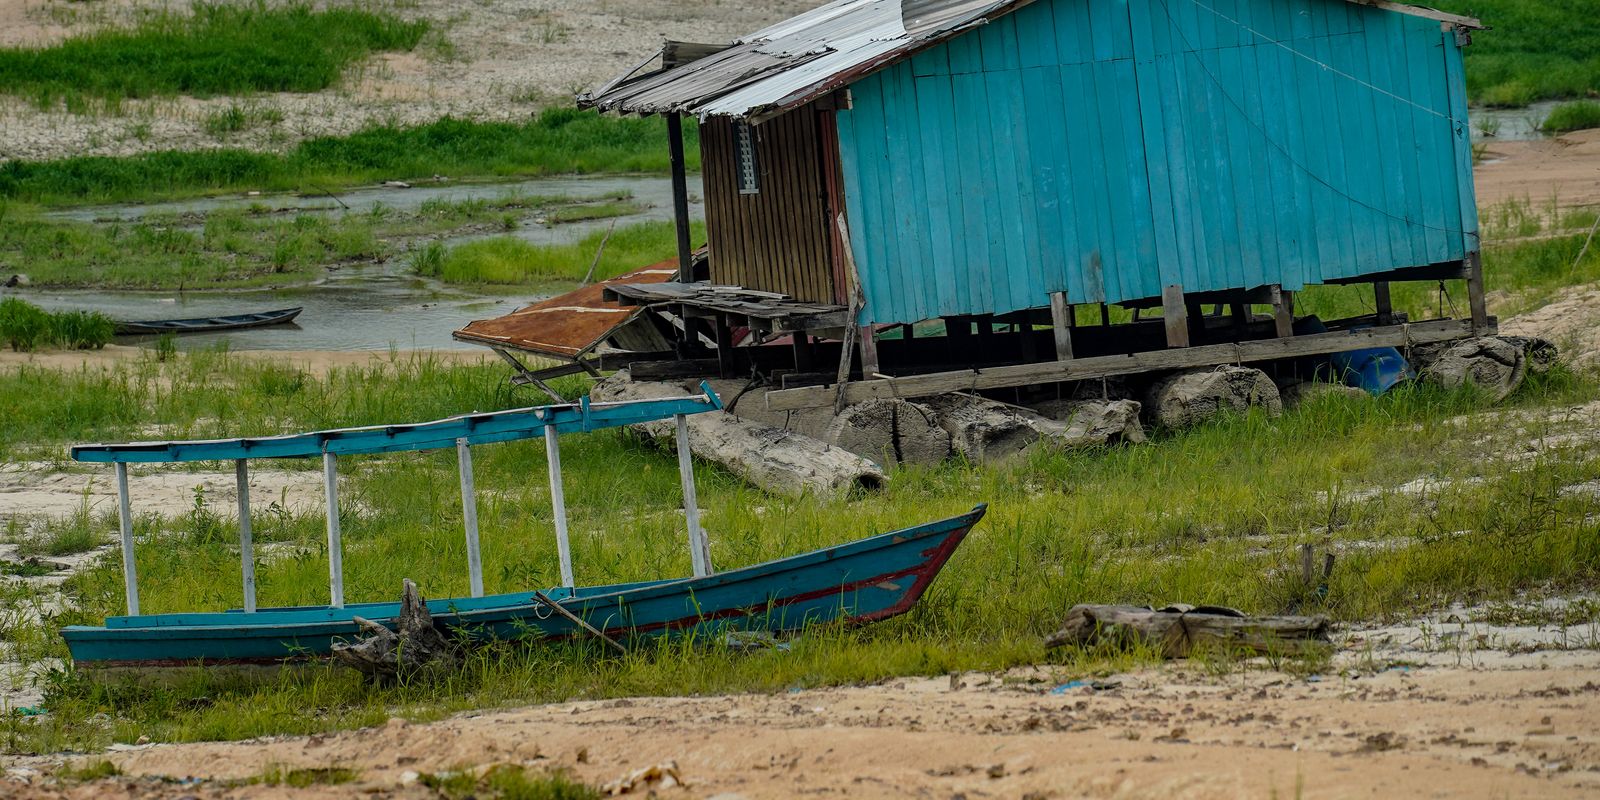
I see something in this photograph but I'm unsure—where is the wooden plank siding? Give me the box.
[832,0,1479,326]
[701,105,837,304]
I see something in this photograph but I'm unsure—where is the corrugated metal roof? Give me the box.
[583,0,1027,122]
[582,0,1482,122]
[452,261,678,359]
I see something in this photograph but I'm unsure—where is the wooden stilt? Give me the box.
[235,459,256,613]
[1049,291,1074,360]
[544,423,575,589]
[456,438,484,598]
[1465,252,1488,333]
[666,112,693,278]
[114,462,139,616]
[675,414,712,577]
[322,453,344,609]
[1374,281,1393,326]
[1162,284,1190,348]
[1270,285,1295,338]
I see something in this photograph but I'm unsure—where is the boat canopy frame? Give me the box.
[70,385,724,617]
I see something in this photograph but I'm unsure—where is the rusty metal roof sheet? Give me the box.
[452,261,678,359]
[583,0,1482,122]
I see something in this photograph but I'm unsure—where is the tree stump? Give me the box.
[1143,366,1282,429]
[331,579,459,682]
[824,398,951,466]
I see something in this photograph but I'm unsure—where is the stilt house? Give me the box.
[469,0,1492,408]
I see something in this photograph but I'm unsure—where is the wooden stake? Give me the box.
[236,459,256,613]
[544,423,575,589]
[322,453,344,609]
[675,414,712,577]
[114,462,139,616]
[456,438,484,598]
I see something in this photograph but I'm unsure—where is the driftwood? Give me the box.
[823,398,951,466]
[591,371,887,496]
[1044,604,1330,658]
[331,579,458,681]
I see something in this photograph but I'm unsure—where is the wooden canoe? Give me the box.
[114,307,302,335]
[61,505,984,669]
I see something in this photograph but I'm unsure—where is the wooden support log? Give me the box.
[592,371,887,496]
[1465,251,1489,334]
[1144,366,1283,429]
[1044,604,1330,658]
[823,398,951,466]
[332,579,459,683]
[920,394,1042,462]
[1028,398,1147,445]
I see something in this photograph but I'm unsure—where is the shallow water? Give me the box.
[21,174,706,351]
[1469,100,1562,143]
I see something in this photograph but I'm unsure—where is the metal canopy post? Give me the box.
[322,452,345,608]
[235,459,256,613]
[676,414,712,577]
[113,462,139,616]
[456,438,485,598]
[544,423,575,589]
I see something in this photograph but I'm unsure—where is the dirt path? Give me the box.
[3,655,1598,799]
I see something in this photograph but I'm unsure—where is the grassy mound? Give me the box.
[416,220,707,285]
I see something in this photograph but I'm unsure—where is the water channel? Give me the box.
[7,174,704,352]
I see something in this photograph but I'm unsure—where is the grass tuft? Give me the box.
[0,111,698,207]
[0,2,427,105]
[1541,100,1600,134]
[0,298,114,351]
[419,221,705,285]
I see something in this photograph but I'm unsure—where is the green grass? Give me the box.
[418,220,706,285]
[0,111,699,207]
[0,192,638,289]
[0,298,114,351]
[0,2,426,107]
[1432,0,1600,106]
[0,333,1594,753]
[1542,100,1600,134]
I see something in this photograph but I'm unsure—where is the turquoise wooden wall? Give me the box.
[835,0,1479,325]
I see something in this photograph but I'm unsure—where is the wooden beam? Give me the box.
[1049,292,1074,360]
[1270,285,1294,338]
[1162,284,1189,348]
[763,318,1488,411]
[1465,251,1488,334]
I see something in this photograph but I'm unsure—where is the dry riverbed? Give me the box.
[2,620,1598,799]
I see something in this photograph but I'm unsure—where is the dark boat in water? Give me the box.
[114,307,302,335]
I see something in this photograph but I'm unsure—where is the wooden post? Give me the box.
[322,452,344,609]
[1270,285,1295,338]
[1100,303,1111,326]
[1049,291,1074,360]
[675,414,712,577]
[1374,281,1393,326]
[544,423,575,589]
[1465,252,1488,333]
[714,314,734,377]
[859,323,881,376]
[666,112,693,278]
[1231,293,1250,330]
[235,459,256,613]
[114,462,139,616]
[791,333,813,371]
[1162,284,1190,348]
[456,438,484,598]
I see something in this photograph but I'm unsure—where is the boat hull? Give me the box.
[62,505,985,669]
[114,307,302,335]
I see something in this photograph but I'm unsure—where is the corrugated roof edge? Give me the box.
[582,0,1482,122]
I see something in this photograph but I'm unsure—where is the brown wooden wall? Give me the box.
[701,106,837,304]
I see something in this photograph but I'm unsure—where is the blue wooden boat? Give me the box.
[61,384,983,671]
[113,306,302,335]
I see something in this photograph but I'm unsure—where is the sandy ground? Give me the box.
[1501,281,1600,370]
[1475,129,1600,212]
[0,0,816,162]
[3,643,1599,799]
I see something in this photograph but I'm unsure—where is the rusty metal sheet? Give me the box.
[452,261,678,359]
